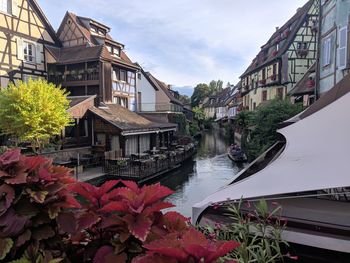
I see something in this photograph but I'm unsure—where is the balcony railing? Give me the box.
[48,72,99,84]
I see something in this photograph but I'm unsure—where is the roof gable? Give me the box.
[28,0,61,46]
[241,0,314,77]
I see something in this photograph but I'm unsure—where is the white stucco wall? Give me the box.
[136,72,157,112]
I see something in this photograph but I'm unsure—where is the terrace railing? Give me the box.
[103,146,196,180]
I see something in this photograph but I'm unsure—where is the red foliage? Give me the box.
[0,149,80,261]
[134,228,240,263]
[0,150,240,262]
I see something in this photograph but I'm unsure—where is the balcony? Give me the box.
[48,71,99,85]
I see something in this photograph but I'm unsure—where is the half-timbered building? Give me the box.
[0,0,60,87]
[240,0,319,110]
[46,12,139,111]
[318,0,350,96]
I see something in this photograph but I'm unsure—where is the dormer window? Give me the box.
[98,29,105,36]
[113,47,120,57]
[91,26,97,33]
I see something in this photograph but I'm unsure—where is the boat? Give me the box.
[192,74,350,258]
[227,146,247,163]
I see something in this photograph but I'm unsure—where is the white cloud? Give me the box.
[38,0,308,89]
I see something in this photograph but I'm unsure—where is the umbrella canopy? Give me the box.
[193,90,350,224]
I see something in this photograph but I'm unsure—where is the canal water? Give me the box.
[159,129,245,217]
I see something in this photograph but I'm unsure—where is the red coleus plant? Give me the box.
[133,228,240,263]
[0,149,80,261]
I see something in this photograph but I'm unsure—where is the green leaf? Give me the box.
[0,238,13,260]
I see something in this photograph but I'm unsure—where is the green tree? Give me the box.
[236,99,303,160]
[179,94,191,105]
[192,106,205,122]
[191,83,210,107]
[0,79,73,151]
[209,80,223,94]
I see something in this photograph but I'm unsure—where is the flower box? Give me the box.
[272,50,278,57]
[306,79,315,88]
[297,49,308,58]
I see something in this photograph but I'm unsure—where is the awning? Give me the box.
[121,127,177,136]
[192,91,350,224]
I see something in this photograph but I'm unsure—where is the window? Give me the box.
[262,90,267,101]
[322,37,332,67]
[113,48,120,57]
[119,70,126,82]
[23,41,35,63]
[338,26,348,70]
[273,64,277,75]
[106,45,112,53]
[0,0,10,14]
[262,68,266,80]
[137,73,141,80]
[277,88,284,100]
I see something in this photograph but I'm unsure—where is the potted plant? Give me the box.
[306,79,315,88]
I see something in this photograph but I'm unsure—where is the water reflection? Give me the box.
[160,129,245,217]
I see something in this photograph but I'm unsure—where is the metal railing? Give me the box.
[104,147,196,180]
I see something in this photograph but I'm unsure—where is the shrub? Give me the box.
[0,148,80,262]
[0,149,240,263]
[203,200,290,263]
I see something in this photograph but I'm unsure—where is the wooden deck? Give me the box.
[75,147,196,185]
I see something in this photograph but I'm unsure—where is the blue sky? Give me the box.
[38,0,307,96]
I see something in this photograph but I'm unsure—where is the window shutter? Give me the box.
[16,38,24,60]
[11,0,19,16]
[322,37,331,67]
[338,26,347,70]
[36,43,43,64]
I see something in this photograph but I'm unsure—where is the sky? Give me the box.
[38,0,307,96]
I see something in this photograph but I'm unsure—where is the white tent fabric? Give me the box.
[192,92,350,224]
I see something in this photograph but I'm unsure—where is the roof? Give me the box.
[193,81,350,223]
[289,63,316,95]
[55,12,138,69]
[241,0,313,78]
[147,73,184,106]
[68,95,95,108]
[29,0,61,46]
[46,45,111,64]
[89,104,177,133]
[68,95,96,118]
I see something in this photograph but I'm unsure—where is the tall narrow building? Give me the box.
[240,0,319,110]
[0,0,60,87]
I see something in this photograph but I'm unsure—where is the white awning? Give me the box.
[192,92,350,224]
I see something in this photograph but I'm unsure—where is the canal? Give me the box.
[159,129,245,217]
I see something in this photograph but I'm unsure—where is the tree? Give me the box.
[191,83,210,107]
[0,79,72,151]
[192,106,205,122]
[236,99,303,160]
[209,80,223,94]
[179,94,191,105]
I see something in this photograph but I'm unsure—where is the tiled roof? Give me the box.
[46,45,111,64]
[147,73,184,106]
[241,0,313,77]
[56,12,138,69]
[289,63,316,95]
[89,104,177,132]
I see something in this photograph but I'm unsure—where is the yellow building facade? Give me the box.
[240,0,319,110]
[0,0,60,87]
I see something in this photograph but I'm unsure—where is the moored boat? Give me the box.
[227,146,247,163]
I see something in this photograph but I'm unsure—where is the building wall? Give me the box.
[155,87,171,112]
[204,107,215,118]
[241,0,319,110]
[136,71,156,112]
[319,0,350,95]
[0,0,57,87]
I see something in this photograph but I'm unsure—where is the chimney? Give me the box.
[276,27,279,32]
[297,7,301,13]
[167,84,172,90]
